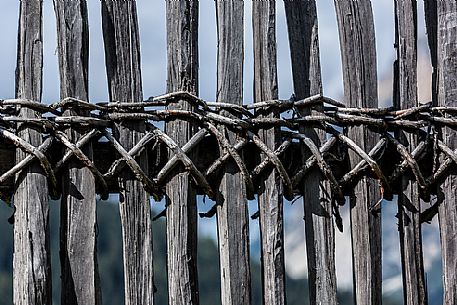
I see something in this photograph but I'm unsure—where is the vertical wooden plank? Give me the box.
[333,1,381,304]
[393,1,428,304]
[436,2,457,304]
[165,1,199,305]
[53,1,101,304]
[284,1,337,304]
[13,1,52,304]
[101,2,154,305]
[253,2,286,305]
[215,2,251,305]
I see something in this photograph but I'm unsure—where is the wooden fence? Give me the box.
[1,0,456,304]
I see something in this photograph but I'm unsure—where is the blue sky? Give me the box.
[0,0,402,104]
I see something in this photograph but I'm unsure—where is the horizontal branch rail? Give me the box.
[0,92,454,205]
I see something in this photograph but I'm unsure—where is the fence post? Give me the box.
[284,1,337,304]
[393,1,427,304]
[53,1,101,304]
[333,1,382,304]
[436,2,457,304]
[13,1,52,304]
[215,1,251,305]
[165,1,199,304]
[253,2,286,305]
[101,2,154,304]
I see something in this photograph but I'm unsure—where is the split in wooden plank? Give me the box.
[165,1,200,304]
[13,1,52,304]
[284,0,338,304]
[334,1,382,304]
[101,1,155,304]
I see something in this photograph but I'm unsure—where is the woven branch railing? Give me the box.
[4,1,457,305]
[0,91,453,224]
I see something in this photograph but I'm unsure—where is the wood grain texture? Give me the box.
[436,2,457,304]
[101,2,154,305]
[53,1,101,304]
[284,1,337,304]
[393,1,427,304]
[165,1,199,305]
[253,2,285,305]
[215,1,251,305]
[13,1,52,304]
[333,1,381,304]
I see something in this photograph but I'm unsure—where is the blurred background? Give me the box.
[0,1,443,304]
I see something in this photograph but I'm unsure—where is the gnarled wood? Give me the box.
[334,1,381,304]
[436,2,457,304]
[393,1,427,304]
[13,1,52,304]
[165,1,199,304]
[101,2,154,304]
[53,1,101,304]
[253,2,286,305]
[284,1,337,304]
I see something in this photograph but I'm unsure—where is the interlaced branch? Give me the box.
[0,91,455,226]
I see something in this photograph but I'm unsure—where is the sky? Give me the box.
[0,0,440,296]
[0,0,400,104]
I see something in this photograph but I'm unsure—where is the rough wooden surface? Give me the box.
[437,2,457,304]
[54,1,101,304]
[0,132,407,199]
[101,2,154,305]
[253,2,285,305]
[165,1,199,305]
[334,1,382,304]
[13,1,52,304]
[215,2,251,305]
[393,1,427,304]
[284,1,337,304]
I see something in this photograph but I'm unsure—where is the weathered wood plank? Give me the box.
[436,2,457,304]
[215,1,251,305]
[101,2,154,305]
[13,1,52,304]
[253,2,285,305]
[333,1,381,304]
[165,1,199,305]
[284,1,337,304]
[393,1,427,304]
[53,1,101,304]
